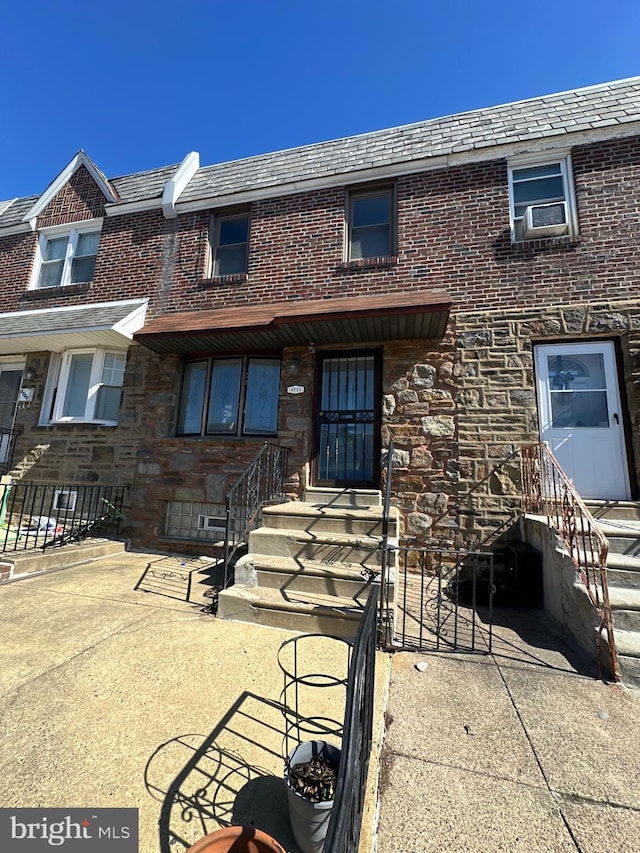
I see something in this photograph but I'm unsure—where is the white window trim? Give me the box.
[507,152,578,243]
[29,218,103,290]
[41,347,126,426]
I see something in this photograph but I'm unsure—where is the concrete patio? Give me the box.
[0,549,388,852]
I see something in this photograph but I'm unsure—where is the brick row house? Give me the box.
[2,79,640,668]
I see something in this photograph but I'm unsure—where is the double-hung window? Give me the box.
[33,220,102,289]
[347,186,395,261]
[178,356,280,437]
[508,155,577,242]
[210,211,250,277]
[43,348,126,425]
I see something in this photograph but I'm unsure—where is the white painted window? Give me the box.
[44,348,126,425]
[508,154,577,242]
[32,219,102,289]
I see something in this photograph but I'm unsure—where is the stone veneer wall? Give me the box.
[452,298,640,547]
[8,298,640,553]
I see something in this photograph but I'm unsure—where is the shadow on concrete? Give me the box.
[483,606,599,678]
[145,692,306,853]
[134,555,224,604]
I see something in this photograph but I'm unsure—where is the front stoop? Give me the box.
[587,500,640,689]
[217,488,398,638]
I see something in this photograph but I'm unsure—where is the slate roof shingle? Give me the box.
[2,77,640,225]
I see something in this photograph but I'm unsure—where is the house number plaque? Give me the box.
[287,385,304,394]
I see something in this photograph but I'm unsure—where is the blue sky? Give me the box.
[2,0,639,200]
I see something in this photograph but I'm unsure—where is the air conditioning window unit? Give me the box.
[522,202,568,239]
[197,514,225,536]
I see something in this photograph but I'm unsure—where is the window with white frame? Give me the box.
[347,186,395,261]
[508,155,577,242]
[33,220,101,289]
[43,348,126,425]
[178,356,280,437]
[210,211,250,277]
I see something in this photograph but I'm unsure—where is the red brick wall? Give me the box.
[3,135,640,550]
[3,136,639,320]
[37,166,107,228]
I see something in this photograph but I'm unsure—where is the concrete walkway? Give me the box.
[375,609,640,853]
[2,549,639,853]
[0,550,361,852]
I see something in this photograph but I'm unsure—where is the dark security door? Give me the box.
[0,364,23,465]
[314,351,381,487]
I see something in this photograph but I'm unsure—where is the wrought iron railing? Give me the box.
[223,442,289,587]
[520,442,620,681]
[378,440,396,641]
[0,425,20,474]
[0,481,127,553]
[324,593,377,853]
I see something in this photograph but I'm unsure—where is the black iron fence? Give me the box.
[390,546,494,653]
[223,442,289,586]
[324,593,377,853]
[0,481,127,553]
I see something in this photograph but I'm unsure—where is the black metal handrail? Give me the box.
[0,481,127,553]
[222,442,289,587]
[378,440,395,637]
[324,593,377,853]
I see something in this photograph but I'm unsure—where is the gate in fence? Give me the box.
[386,546,495,653]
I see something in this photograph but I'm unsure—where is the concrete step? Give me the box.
[595,518,640,555]
[248,526,388,568]
[1,538,128,580]
[261,501,399,538]
[602,627,640,689]
[608,586,640,611]
[612,609,640,632]
[618,655,640,690]
[234,553,392,599]
[216,584,371,639]
[303,487,382,509]
[585,500,640,523]
[605,555,640,589]
[611,627,640,659]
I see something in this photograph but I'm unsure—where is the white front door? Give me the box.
[535,341,630,500]
[0,361,24,465]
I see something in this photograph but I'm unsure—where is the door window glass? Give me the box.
[547,353,609,428]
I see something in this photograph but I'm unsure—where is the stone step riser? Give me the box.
[617,655,640,690]
[216,592,361,639]
[249,529,386,568]
[260,512,397,538]
[605,537,640,555]
[606,569,640,590]
[612,609,640,632]
[587,504,640,522]
[253,568,378,599]
[303,487,382,509]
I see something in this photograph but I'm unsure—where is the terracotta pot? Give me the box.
[184,825,286,853]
